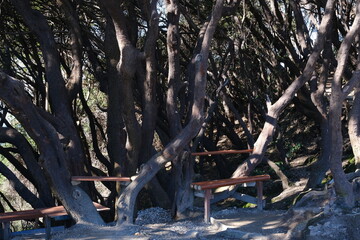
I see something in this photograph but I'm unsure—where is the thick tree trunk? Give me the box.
[306,36,332,189]
[328,97,354,207]
[166,0,182,138]
[104,16,127,178]
[165,0,191,217]
[171,0,224,218]
[102,0,142,176]
[140,0,159,166]
[306,119,331,189]
[139,1,171,210]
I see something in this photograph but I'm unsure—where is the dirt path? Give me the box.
[209,209,287,239]
[13,208,289,240]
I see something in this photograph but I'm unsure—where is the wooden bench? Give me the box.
[191,149,254,156]
[71,176,132,185]
[0,202,109,240]
[191,174,271,223]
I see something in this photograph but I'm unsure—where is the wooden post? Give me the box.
[2,221,10,240]
[204,189,212,223]
[256,181,264,210]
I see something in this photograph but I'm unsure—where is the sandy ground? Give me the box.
[12,207,288,240]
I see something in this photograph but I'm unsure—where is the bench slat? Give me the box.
[71,176,131,182]
[1,202,110,240]
[191,174,270,190]
[191,149,253,156]
[0,209,45,222]
[0,202,110,221]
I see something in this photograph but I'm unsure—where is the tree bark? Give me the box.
[101,0,142,176]
[165,0,190,217]
[140,0,160,166]
[104,14,127,178]
[306,37,333,189]
[144,1,172,209]
[166,0,182,138]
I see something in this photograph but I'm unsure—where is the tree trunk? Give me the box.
[102,0,142,176]
[165,0,192,217]
[139,0,159,166]
[143,0,172,209]
[165,0,182,138]
[306,119,331,189]
[349,86,360,170]
[306,35,332,189]
[104,15,127,178]
[171,0,225,218]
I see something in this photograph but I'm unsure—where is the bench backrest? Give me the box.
[71,176,131,182]
[191,149,253,156]
[0,209,46,222]
[0,202,110,222]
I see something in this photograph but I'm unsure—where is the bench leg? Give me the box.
[44,216,51,240]
[2,221,10,240]
[256,181,264,210]
[204,189,212,223]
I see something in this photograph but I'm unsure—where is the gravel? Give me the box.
[135,207,172,225]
